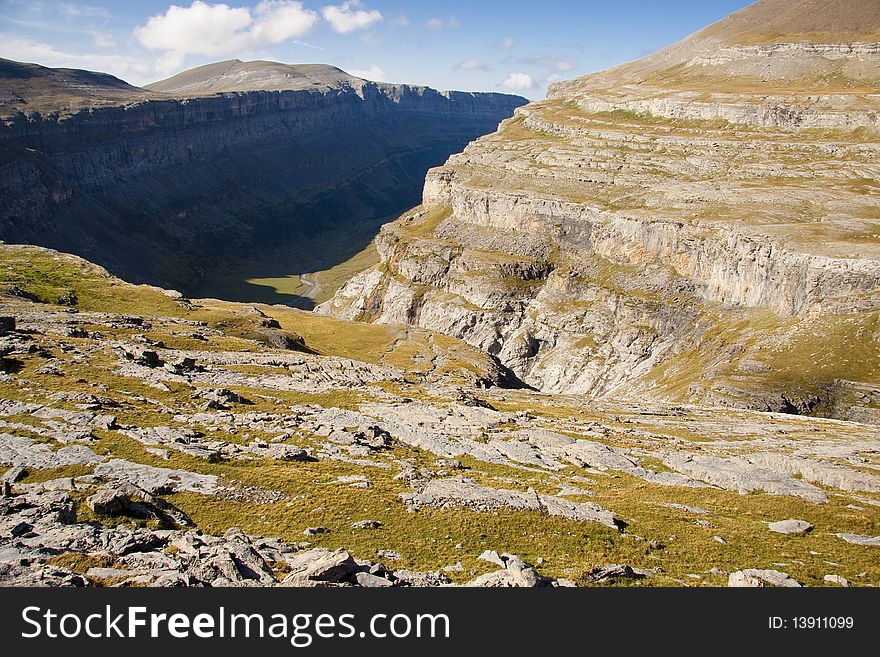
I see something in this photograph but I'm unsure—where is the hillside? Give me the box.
[0,57,154,117]
[145,60,364,95]
[321,0,880,422]
[1,243,878,587]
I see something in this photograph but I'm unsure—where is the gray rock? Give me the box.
[584,564,643,584]
[834,533,880,547]
[478,550,505,567]
[303,527,329,537]
[351,520,382,530]
[2,466,27,483]
[768,519,813,535]
[393,570,451,587]
[663,454,828,503]
[824,574,849,587]
[728,569,802,587]
[93,459,218,495]
[87,487,130,515]
[466,553,550,588]
[266,445,312,462]
[402,477,617,528]
[0,433,102,470]
[354,572,393,587]
[283,548,359,583]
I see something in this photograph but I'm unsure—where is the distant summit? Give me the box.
[145,59,367,95]
[0,57,149,117]
[552,0,880,100]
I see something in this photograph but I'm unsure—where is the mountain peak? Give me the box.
[145,59,365,96]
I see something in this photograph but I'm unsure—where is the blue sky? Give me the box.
[0,0,754,98]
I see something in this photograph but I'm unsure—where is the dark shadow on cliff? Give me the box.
[187,211,389,310]
[1,98,526,309]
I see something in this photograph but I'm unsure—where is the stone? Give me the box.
[478,550,505,568]
[283,548,359,583]
[87,487,130,515]
[834,533,880,547]
[2,466,27,483]
[351,520,382,530]
[466,554,550,588]
[584,564,643,584]
[11,521,33,538]
[401,478,617,528]
[393,570,451,587]
[354,572,393,587]
[768,519,813,535]
[303,527,329,537]
[728,569,802,588]
[222,527,277,583]
[93,459,218,495]
[0,317,15,334]
[266,445,312,462]
[86,482,193,527]
[824,574,849,587]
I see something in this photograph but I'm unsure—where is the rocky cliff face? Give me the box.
[320,0,880,422]
[0,58,526,293]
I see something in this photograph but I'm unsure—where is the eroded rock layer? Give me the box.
[321,0,880,421]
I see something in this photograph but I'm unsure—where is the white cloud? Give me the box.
[454,58,490,72]
[501,72,535,90]
[322,1,383,34]
[523,56,573,72]
[502,36,514,49]
[347,63,386,81]
[391,14,409,27]
[135,1,318,57]
[92,33,115,48]
[58,2,112,20]
[426,17,461,30]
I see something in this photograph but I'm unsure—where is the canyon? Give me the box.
[0,0,878,588]
[0,58,526,305]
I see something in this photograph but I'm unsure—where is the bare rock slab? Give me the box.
[834,533,880,547]
[768,519,813,535]
[728,569,802,587]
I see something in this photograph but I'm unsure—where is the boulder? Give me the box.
[768,519,813,535]
[87,487,130,515]
[351,520,382,529]
[728,569,802,587]
[584,563,644,584]
[283,548,359,583]
[354,572,393,587]
[834,533,880,546]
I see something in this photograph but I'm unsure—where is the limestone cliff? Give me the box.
[0,58,526,294]
[320,0,880,422]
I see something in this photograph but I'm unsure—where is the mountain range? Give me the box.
[0,57,526,307]
[1,0,878,589]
